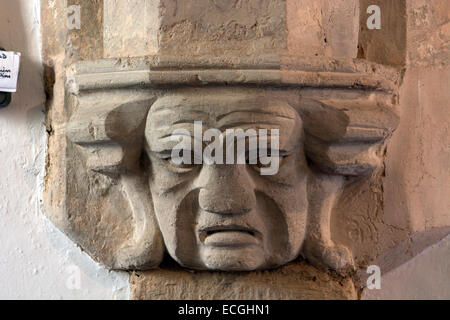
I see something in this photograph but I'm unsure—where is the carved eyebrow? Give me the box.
[148,149,173,159]
[219,121,287,131]
[156,132,183,139]
[216,109,295,121]
[172,119,202,125]
[151,105,210,116]
[163,113,293,127]
[152,145,296,159]
[150,109,212,128]
[245,148,293,156]
[156,130,202,142]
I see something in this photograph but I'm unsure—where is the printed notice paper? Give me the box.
[0,51,21,93]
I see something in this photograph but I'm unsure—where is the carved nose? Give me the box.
[198,165,255,216]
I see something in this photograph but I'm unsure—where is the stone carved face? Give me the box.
[65,62,399,272]
[145,92,309,271]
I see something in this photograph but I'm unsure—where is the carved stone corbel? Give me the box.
[59,55,399,271]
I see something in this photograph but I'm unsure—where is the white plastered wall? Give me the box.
[0,0,129,299]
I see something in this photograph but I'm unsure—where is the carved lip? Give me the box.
[199,224,261,247]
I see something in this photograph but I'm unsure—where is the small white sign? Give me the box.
[0,51,21,93]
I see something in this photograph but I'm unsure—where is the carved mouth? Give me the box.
[199,225,260,247]
[204,226,256,236]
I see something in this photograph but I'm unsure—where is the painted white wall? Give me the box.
[363,235,450,300]
[0,0,129,299]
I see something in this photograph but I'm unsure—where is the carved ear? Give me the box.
[67,97,157,173]
[67,96,165,270]
[298,97,399,176]
[297,97,399,271]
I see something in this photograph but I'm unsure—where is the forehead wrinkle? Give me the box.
[150,104,214,130]
[149,109,212,131]
[151,123,200,138]
[216,109,295,122]
[152,107,210,117]
[149,94,302,140]
[150,95,187,113]
[217,106,299,134]
[218,121,290,131]
[151,94,227,115]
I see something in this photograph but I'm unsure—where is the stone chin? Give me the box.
[199,246,268,271]
[149,181,308,271]
[196,239,304,271]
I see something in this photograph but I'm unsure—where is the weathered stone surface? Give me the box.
[382,0,450,247]
[103,0,159,57]
[287,0,359,58]
[157,0,286,57]
[358,0,407,67]
[384,67,450,233]
[67,0,104,60]
[63,58,399,272]
[42,0,450,300]
[100,0,364,59]
[131,260,358,300]
[406,0,450,67]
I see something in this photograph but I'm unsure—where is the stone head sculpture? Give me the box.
[62,56,399,272]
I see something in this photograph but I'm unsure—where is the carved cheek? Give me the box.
[148,156,199,195]
[254,154,309,258]
[147,158,199,218]
[147,160,201,265]
[263,185,308,260]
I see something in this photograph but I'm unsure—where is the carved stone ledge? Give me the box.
[67,55,400,93]
[130,261,358,300]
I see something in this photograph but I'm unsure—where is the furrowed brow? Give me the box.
[216,109,295,121]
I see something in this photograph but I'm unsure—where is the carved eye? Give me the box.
[162,150,199,173]
[245,152,288,174]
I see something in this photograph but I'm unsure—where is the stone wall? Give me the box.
[363,0,450,299]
